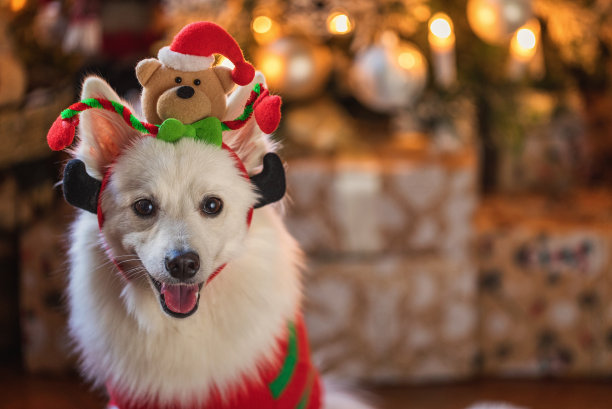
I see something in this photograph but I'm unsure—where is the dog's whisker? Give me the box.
[114,259,142,266]
[112,253,139,259]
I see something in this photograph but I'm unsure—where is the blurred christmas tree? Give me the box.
[158,0,612,194]
[4,0,612,192]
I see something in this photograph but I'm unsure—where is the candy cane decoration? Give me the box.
[47,83,278,151]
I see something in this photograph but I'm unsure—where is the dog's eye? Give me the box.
[133,199,155,217]
[194,79,201,86]
[201,196,223,216]
[175,77,182,84]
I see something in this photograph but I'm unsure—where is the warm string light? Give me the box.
[511,27,537,60]
[327,12,353,35]
[428,12,457,88]
[430,17,452,39]
[428,12,455,51]
[508,19,542,79]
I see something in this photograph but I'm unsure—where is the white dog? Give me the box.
[60,76,372,409]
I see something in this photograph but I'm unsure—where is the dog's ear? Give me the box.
[135,58,162,86]
[75,76,143,177]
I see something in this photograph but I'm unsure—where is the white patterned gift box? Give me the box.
[285,144,478,258]
[476,193,612,377]
[303,255,479,382]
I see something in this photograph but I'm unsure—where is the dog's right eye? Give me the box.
[175,77,182,84]
[133,199,155,217]
[200,196,223,217]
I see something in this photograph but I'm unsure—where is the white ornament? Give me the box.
[350,41,428,112]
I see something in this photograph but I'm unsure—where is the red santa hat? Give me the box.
[157,21,255,86]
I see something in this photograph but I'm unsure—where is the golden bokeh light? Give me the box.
[516,28,536,51]
[428,13,455,51]
[259,53,285,83]
[252,16,273,34]
[430,17,452,39]
[327,12,353,35]
[510,20,539,61]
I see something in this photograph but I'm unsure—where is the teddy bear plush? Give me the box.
[136,21,281,139]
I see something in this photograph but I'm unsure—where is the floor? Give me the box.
[2,367,612,409]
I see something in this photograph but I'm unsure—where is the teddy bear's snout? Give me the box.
[176,86,195,99]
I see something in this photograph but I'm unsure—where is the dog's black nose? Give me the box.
[165,251,200,280]
[176,86,195,99]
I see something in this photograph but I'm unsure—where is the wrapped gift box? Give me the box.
[476,192,612,377]
[285,140,478,258]
[304,254,479,382]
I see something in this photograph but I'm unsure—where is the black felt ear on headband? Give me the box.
[63,159,101,214]
[251,153,286,209]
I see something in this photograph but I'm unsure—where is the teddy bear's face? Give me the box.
[136,59,235,125]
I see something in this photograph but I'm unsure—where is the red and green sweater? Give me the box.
[107,316,322,409]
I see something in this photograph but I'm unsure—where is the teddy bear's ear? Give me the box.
[135,58,162,86]
[74,76,144,178]
[212,66,235,94]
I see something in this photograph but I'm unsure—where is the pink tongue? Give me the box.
[161,283,199,314]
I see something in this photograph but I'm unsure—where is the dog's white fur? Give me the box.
[66,77,371,408]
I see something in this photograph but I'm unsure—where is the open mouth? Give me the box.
[148,275,204,319]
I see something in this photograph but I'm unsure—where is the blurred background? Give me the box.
[1,0,612,407]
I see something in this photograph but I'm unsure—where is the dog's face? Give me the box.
[136,59,235,125]
[99,137,257,319]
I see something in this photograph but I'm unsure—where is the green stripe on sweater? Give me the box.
[269,322,298,399]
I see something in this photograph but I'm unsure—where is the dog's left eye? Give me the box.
[133,199,155,217]
[194,79,201,86]
[200,196,223,216]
